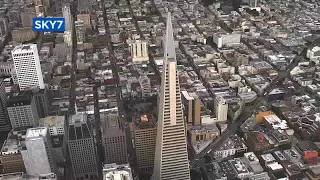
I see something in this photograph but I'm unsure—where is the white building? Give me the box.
[307,46,320,64]
[11,44,44,90]
[63,31,72,46]
[214,135,247,159]
[62,5,72,31]
[212,33,241,48]
[75,20,85,44]
[21,127,57,176]
[103,163,133,180]
[128,40,149,62]
[229,158,253,179]
[39,116,66,136]
[214,96,228,122]
[153,13,191,180]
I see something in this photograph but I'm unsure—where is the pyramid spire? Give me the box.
[164,12,176,61]
[152,12,191,180]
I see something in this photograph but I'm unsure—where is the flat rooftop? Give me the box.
[103,164,133,180]
[7,91,33,107]
[133,114,156,129]
[26,127,48,139]
[189,124,220,134]
[12,44,37,54]
[1,130,27,155]
[68,120,91,141]
[39,116,65,128]
[0,172,57,180]
[69,114,87,125]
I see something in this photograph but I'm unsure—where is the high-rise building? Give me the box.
[63,31,72,46]
[133,115,157,173]
[101,112,128,165]
[0,79,10,131]
[78,0,92,12]
[68,114,99,180]
[21,127,57,176]
[152,13,191,180]
[139,76,151,98]
[62,4,72,31]
[75,20,85,44]
[128,40,149,62]
[214,96,228,122]
[0,18,8,36]
[7,91,39,129]
[102,163,133,180]
[11,44,45,91]
[248,0,259,8]
[26,87,49,118]
[181,90,201,125]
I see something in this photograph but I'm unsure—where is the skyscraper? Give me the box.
[0,79,10,131]
[68,114,99,180]
[101,112,128,165]
[152,13,191,180]
[133,115,157,173]
[21,127,57,176]
[62,4,72,31]
[75,20,85,44]
[181,90,201,125]
[7,91,39,129]
[11,44,44,91]
[214,96,228,122]
[0,18,8,36]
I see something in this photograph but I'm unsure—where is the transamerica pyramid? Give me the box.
[152,12,191,180]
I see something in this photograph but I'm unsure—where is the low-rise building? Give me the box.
[102,163,133,180]
[214,135,247,159]
[11,27,37,43]
[0,130,27,174]
[39,116,66,136]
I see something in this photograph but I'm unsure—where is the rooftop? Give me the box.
[1,130,27,155]
[69,114,87,125]
[26,127,48,139]
[103,163,133,180]
[244,152,259,162]
[12,44,37,54]
[189,124,220,134]
[229,158,249,174]
[39,116,65,128]
[261,153,276,163]
[7,91,33,107]
[68,114,91,140]
[0,172,57,180]
[133,114,156,129]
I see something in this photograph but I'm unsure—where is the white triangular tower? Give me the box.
[152,12,191,180]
